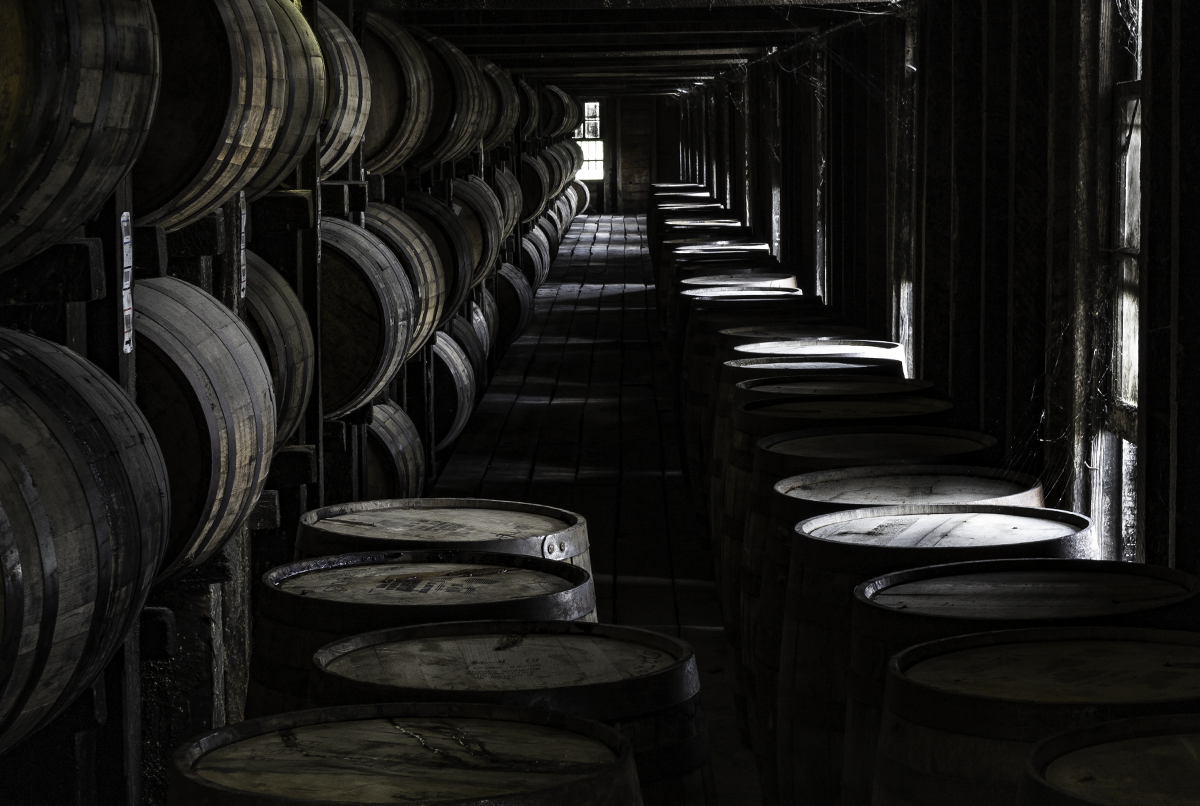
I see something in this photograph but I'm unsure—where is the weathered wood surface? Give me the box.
[171,704,639,805]
[0,0,159,269]
[775,505,1092,805]
[243,0,326,201]
[243,249,315,447]
[315,2,371,179]
[875,629,1200,806]
[134,276,275,583]
[0,329,168,754]
[296,497,590,572]
[248,552,596,716]
[491,167,524,237]
[365,203,446,359]
[360,13,432,174]
[364,401,425,500]
[1020,715,1200,806]
[320,217,413,419]
[312,621,713,806]
[453,179,506,286]
[135,0,284,230]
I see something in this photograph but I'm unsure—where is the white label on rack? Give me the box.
[239,199,247,298]
[121,212,133,353]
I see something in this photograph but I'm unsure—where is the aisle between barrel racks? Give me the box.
[434,214,761,805]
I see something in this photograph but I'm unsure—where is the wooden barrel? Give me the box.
[297,498,593,575]
[478,289,500,353]
[470,299,493,357]
[449,314,488,403]
[572,179,592,214]
[364,400,424,500]
[171,702,640,806]
[672,288,816,368]
[875,627,1200,806]
[521,232,549,289]
[563,187,581,227]
[741,466,1043,804]
[1017,714,1200,806]
[359,13,432,174]
[1,0,155,265]
[517,78,540,138]
[243,249,316,447]
[480,61,521,151]
[0,329,169,754]
[453,177,505,286]
[320,217,414,418]
[491,166,524,237]
[244,0,327,200]
[537,216,561,261]
[848,558,1200,806]
[247,549,596,714]
[712,397,956,720]
[364,202,446,358]
[407,29,485,170]
[135,277,275,583]
[133,0,284,230]
[315,2,370,179]
[540,150,567,201]
[520,154,553,222]
[528,220,555,273]
[539,85,569,136]
[496,263,535,349]
[404,332,476,452]
[312,622,715,806]
[775,505,1094,806]
[402,192,474,320]
[732,338,909,377]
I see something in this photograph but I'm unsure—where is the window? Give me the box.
[574,102,603,180]
[1090,0,1142,563]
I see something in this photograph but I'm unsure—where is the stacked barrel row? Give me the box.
[0,0,587,785]
[651,182,1200,806]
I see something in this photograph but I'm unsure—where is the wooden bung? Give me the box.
[311,621,716,806]
[774,504,1094,806]
[247,550,596,717]
[875,627,1200,806]
[170,702,641,805]
[845,558,1200,806]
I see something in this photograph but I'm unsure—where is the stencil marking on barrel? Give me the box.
[320,509,567,541]
[812,512,1080,547]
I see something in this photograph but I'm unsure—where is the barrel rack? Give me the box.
[0,0,580,802]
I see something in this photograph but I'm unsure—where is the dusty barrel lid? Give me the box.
[857,557,1200,623]
[732,397,953,448]
[889,627,1200,739]
[169,702,641,805]
[296,498,588,562]
[796,504,1096,571]
[664,218,743,226]
[736,376,934,400]
[1019,714,1200,806]
[679,273,798,289]
[312,621,699,721]
[680,287,802,304]
[259,550,596,631]
[719,359,902,385]
[715,323,869,350]
[758,425,998,469]
[732,338,907,371]
[780,465,1042,512]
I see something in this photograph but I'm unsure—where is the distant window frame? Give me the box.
[574,102,603,181]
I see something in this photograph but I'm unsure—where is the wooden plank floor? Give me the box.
[434,214,760,805]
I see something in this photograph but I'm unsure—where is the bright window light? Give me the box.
[574,102,603,181]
